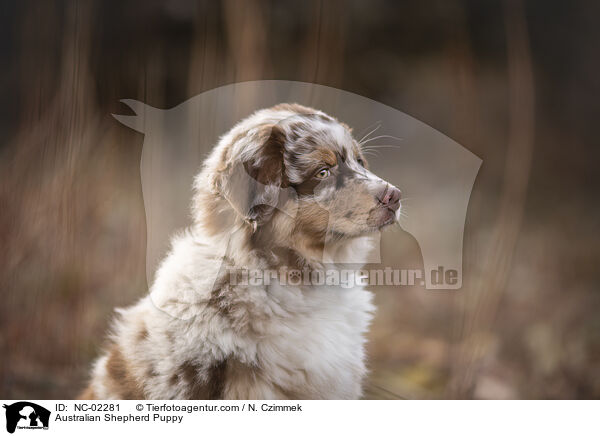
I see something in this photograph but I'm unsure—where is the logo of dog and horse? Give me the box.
[3,402,50,433]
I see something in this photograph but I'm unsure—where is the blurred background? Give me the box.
[1,0,599,399]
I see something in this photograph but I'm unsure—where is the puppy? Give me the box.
[80,103,401,400]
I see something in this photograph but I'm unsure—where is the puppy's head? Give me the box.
[195,103,401,259]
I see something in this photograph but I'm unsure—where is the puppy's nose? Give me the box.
[377,185,401,212]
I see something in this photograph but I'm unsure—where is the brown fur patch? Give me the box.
[223,360,303,399]
[179,360,200,393]
[178,360,228,399]
[296,202,330,235]
[207,269,236,318]
[289,202,331,255]
[222,359,261,398]
[307,148,337,167]
[207,361,228,399]
[105,346,145,399]
[251,124,286,185]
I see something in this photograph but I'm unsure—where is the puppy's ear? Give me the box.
[216,124,288,228]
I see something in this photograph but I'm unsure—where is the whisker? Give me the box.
[357,121,382,144]
[360,134,403,146]
[361,144,403,151]
[361,148,381,156]
[362,150,381,158]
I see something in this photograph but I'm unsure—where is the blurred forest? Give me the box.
[1,0,599,399]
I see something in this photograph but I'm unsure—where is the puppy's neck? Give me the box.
[240,223,375,273]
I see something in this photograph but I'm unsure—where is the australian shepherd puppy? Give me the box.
[80,103,401,400]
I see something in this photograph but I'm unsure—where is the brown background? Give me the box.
[1,0,599,399]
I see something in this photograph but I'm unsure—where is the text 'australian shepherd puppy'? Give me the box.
[81,103,402,400]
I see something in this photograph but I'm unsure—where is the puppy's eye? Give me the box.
[357,158,365,167]
[315,168,331,179]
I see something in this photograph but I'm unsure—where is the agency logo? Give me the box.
[2,402,50,434]
[113,80,481,317]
